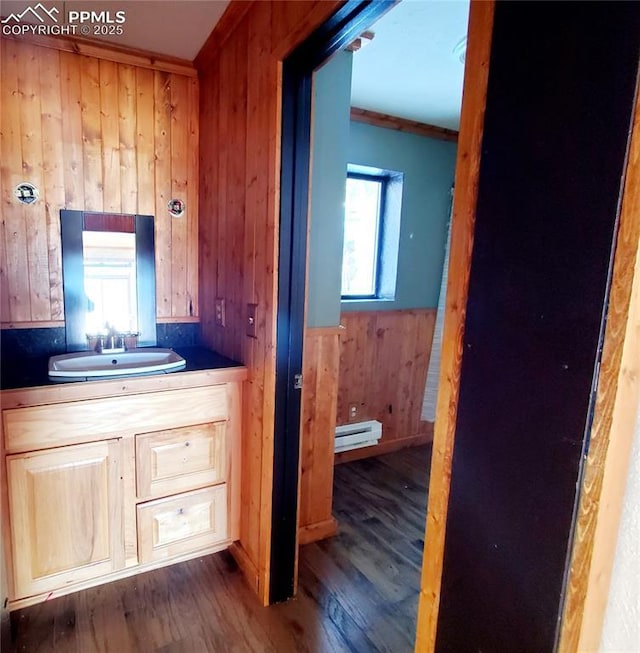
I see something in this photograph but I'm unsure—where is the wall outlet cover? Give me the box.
[247,303,258,338]
[215,298,226,327]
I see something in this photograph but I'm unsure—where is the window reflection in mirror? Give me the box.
[82,230,137,334]
[60,210,157,352]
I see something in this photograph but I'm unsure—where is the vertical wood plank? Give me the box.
[298,328,340,542]
[240,4,271,582]
[299,333,319,532]
[335,310,435,457]
[228,27,248,361]
[118,65,137,215]
[244,6,265,322]
[80,56,103,213]
[0,223,10,323]
[154,71,172,318]
[198,57,219,343]
[38,47,65,321]
[17,44,50,321]
[99,59,121,213]
[1,40,31,322]
[335,315,354,422]
[256,1,281,604]
[372,312,399,433]
[216,47,230,354]
[396,312,419,440]
[415,3,494,649]
[170,73,189,318]
[559,77,640,653]
[187,77,199,318]
[59,51,85,210]
[135,67,155,216]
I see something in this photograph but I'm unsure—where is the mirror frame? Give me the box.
[60,210,157,352]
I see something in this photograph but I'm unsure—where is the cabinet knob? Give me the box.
[184,441,190,447]
[177,508,184,515]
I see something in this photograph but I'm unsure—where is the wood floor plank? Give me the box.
[301,543,411,653]
[10,446,431,653]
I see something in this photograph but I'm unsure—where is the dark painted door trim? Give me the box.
[271,0,395,603]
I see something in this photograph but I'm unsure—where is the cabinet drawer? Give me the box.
[136,422,226,499]
[137,486,227,563]
[4,385,229,453]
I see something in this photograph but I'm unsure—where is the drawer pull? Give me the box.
[177,508,184,515]
[184,441,190,447]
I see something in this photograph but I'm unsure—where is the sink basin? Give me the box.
[48,348,186,380]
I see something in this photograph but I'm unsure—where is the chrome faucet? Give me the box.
[95,324,126,353]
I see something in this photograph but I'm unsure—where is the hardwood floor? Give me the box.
[9,445,431,653]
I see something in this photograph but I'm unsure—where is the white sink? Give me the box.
[48,348,186,379]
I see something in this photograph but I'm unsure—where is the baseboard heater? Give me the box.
[334,420,383,454]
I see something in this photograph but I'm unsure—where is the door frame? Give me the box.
[272,0,493,614]
[274,0,640,648]
[414,2,495,648]
[271,0,396,603]
[557,73,640,653]
[419,3,640,648]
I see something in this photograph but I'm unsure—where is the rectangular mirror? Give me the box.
[60,210,157,352]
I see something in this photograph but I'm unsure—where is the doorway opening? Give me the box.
[273,0,480,648]
[298,2,468,649]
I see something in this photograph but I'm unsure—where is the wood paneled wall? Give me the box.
[298,309,436,540]
[0,39,199,326]
[336,309,436,463]
[298,327,341,544]
[196,0,342,604]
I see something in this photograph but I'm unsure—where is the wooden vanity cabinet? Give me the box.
[1,368,245,609]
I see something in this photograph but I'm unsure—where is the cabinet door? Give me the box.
[7,440,124,599]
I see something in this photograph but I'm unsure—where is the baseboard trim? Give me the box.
[334,431,433,465]
[298,517,338,545]
[228,541,260,596]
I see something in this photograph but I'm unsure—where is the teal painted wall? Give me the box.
[306,50,352,328]
[342,122,457,312]
[306,50,457,325]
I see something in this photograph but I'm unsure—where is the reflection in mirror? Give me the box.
[60,210,157,352]
[83,231,137,334]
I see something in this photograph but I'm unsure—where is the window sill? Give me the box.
[341,298,396,310]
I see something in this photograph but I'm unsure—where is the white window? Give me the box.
[341,165,403,301]
[341,173,384,297]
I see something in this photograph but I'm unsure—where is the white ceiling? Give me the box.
[2,0,468,127]
[350,0,470,130]
[1,0,230,61]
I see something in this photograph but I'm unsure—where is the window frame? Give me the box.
[341,170,389,300]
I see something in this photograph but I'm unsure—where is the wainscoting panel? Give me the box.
[298,327,341,544]
[336,309,436,463]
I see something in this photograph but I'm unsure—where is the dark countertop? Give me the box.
[0,346,243,391]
